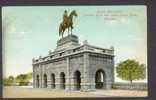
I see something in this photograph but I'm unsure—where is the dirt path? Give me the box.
[3,86,148,98]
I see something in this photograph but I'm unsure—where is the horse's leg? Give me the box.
[61,30,63,38]
[62,30,64,38]
[67,27,69,35]
[62,28,65,38]
[59,24,61,36]
[71,26,73,35]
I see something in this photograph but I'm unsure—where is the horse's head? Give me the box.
[71,10,78,17]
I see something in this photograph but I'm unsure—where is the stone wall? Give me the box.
[89,53,114,89]
[33,51,115,91]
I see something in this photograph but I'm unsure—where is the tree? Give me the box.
[8,76,14,83]
[16,74,29,85]
[3,76,15,86]
[15,72,32,86]
[3,78,10,86]
[116,59,146,83]
[3,72,33,86]
[27,72,32,80]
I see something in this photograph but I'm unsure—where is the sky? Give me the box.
[2,6,147,82]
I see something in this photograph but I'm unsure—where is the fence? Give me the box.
[113,82,147,90]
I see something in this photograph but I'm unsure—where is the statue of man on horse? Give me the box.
[59,10,78,38]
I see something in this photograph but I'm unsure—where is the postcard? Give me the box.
[2,5,147,98]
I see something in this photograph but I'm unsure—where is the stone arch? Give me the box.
[95,69,106,89]
[36,74,39,88]
[60,72,65,89]
[74,70,81,90]
[43,74,47,88]
[51,73,55,88]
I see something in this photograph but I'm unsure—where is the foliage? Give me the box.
[116,59,146,83]
[27,72,33,80]
[3,76,15,86]
[8,76,14,83]
[3,78,10,86]
[15,72,32,86]
[3,72,33,86]
[16,74,28,82]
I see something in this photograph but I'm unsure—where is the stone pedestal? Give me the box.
[55,35,80,51]
[57,35,79,46]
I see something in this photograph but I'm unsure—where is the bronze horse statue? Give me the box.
[59,10,78,38]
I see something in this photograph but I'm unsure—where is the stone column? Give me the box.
[33,77,36,88]
[112,57,115,85]
[87,74,96,91]
[41,79,45,88]
[81,52,91,91]
[32,66,35,88]
[60,77,65,89]
[47,74,52,89]
[69,76,76,91]
[39,64,42,88]
[105,61,114,89]
[55,76,63,90]
[105,65,114,89]
[66,57,70,91]
[40,65,45,88]
[105,78,113,89]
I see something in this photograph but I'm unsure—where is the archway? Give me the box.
[95,69,106,89]
[51,73,55,88]
[36,75,39,88]
[60,72,65,89]
[43,74,47,88]
[74,70,81,90]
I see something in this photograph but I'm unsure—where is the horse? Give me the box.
[59,23,68,38]
[59,10,78,38]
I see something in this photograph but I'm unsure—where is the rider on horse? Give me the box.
[59,10,77,38]
[63,10,68,27]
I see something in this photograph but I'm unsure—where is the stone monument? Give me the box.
[32,10,114,91]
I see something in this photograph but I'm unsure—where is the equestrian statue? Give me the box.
[59,10,78,38]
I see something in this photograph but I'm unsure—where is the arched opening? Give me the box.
[74,70,81,90]
[95,69,106,89]
[60,72,65,89]
[51,73,55,88]
[36,75,39,88]
[43,74,47,88]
